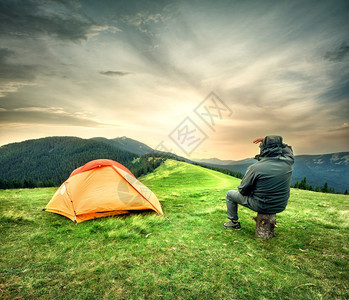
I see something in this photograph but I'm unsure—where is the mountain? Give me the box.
[193,158,237,165]
[92,136,153,155]
[0,136,348,193]
[0,136,137,185]
[292,153,349,193]
[195,153,349,193]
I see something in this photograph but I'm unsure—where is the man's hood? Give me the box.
[256,135,284,159]
[261,136,283,149]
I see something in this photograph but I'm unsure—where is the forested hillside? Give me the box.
[92,136,153,155]
[0,137,137,186]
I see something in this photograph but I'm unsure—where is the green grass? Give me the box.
[1,159,348,299]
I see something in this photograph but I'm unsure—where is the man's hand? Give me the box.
[253,138,264,144]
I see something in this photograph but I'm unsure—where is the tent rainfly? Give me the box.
[45,159,164,223]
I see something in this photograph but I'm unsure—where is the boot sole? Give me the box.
[222,224,242,230]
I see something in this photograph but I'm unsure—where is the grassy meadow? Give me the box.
[1,159,348,299]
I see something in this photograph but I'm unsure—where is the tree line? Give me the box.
[292,177,348,194]
[0,153,171,189]
[0,136,137,188]
[0,150,245,189]
[0,178,55,189]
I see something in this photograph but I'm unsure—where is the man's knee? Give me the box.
[226,190,241,202]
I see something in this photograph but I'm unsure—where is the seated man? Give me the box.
[223,135,294,230]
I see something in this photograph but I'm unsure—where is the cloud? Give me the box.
[122,11,167,28]
[87,25,122,38]
[0,0,348,157]
[99,71,134,77]
[0,48,13,62]
[0,0,115,96]
[324,42,349,62]
[329,122,349,132]
[0,48,38,97]
[0,107,106,127]
[0,0,103,41]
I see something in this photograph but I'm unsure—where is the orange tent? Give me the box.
[45,159,163,223]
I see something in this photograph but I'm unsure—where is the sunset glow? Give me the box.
[0,0,348,159]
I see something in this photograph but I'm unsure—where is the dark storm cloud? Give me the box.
[0,0,97,41]
[0,48,38,96]
[319,76,349,109]
[0,0,104,96]
[0,48,37,81]
[0,48,13,62]
[99,71,133,77]
[324,42,349,62]
[0,107,105,127]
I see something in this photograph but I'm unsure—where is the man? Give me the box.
[223,135,294,230]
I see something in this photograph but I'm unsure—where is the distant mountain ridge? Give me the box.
[292,152,349,193]
[91,136,153,155]
[193,158,237,165]
[194,157,255,167]
[194,152,349,193]
[0,136,348,192]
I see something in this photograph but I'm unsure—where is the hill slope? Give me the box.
[0,136,137,185]
[1,159,348,299]
[92,136,153,155]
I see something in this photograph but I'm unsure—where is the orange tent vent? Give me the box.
[45,159,163,223]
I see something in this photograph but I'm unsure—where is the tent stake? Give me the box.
[162,214,171,222]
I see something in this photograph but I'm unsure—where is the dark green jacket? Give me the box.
[238,136,294,214]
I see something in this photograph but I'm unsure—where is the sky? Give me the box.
[0,0,348,160]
